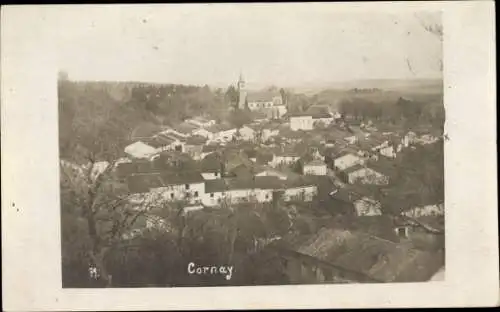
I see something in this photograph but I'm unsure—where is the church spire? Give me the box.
[238,70,244,84]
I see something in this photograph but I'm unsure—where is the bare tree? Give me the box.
[60,143,154,287]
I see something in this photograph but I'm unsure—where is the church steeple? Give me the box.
[237,71,247,109]
[238,71,245,89]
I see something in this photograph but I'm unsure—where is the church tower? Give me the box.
[237,72,247,110]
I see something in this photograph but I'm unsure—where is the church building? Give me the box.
[237,73,287,119]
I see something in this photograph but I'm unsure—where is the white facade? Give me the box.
[202,190,226,207]
[193,128,214,140]
[347,167,388,185]
[255,170,288,180]
[344,135,357,144]
[354,197,382,216]
[313,117,334,127]
[184,145,203,160]
[124,141,157,159]
[269,154,301,167]
[186,118,216,129]
[303,163,327,175]
[334,154,363,171]
[182,205,205,214]
[248,95,283,111]
[201,172,221,180]
[202,188,274,207]
[283,185,317,202]
[129,181,205,206]
[249,100,274,110]
[238,126,256,141]
[262,128,280,142]
[150,182,205,203]
[273,105,288,119]
[290,116,314,131]
[402,204,444,218]
[211,128,238,143]
[380,145,396,158]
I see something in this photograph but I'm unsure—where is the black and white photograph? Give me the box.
[58,5,445,288]
[2,2,498,310]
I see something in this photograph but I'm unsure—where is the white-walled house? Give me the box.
[262,129,279,142]
[205,124,238,143]
[255,168,289,180]
[354,197,382,216]
[238,126,256,141]
[202,176,318,207]
[344,165,389,185]
[249,123,281,142]
[289,114,314,131]
[282,184,317,202]
[200,154,223,180]
[344,135,358,145]
[379,145,396,158]
[402,204,444,218]
[183,135,207,160]
[124,141,158,160]
[145,133,186,153]
[246,91,287,119]
[201,171,222,180]
[127,171,206,205]
[185,116,216,129]
[333,153,364,171]
[303,160,327,176]
[170,122,200,139]
[269,151,301,167]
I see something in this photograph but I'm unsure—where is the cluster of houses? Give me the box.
[126,168,320,210]
[111,76,444,283]
[118,100,440,215]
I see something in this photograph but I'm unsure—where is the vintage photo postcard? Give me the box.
[1,2,498,310]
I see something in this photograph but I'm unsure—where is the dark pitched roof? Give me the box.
[130,123,164,139]
[254,176,286,189]
[223,176,286,190]
[293,227,443,282]
[333,234,443,282]
[343,163,366,174]
[334,150,359,159]
[166,132,187,141]
[127,174,162,193]
[185,135,207,145]
[306,106,333,119]
[127,171,204,193]
[143,135,174,148]
[329,188,354,203]
[202,144,221,153]
[173,122,199,134]
[284,176,317,188]
[286,111,314,118]
[274,149,301,157]
[205,179,227,193]
[200,154,222,172]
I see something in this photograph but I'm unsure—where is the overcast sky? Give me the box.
[55,4,442,88]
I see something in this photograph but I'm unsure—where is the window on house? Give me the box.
[265,194,269,199]
[397,227,408,238]
[170,193,174,199]
[194,191,199,197]
[185,184,190,190]
[210,193,214,198]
